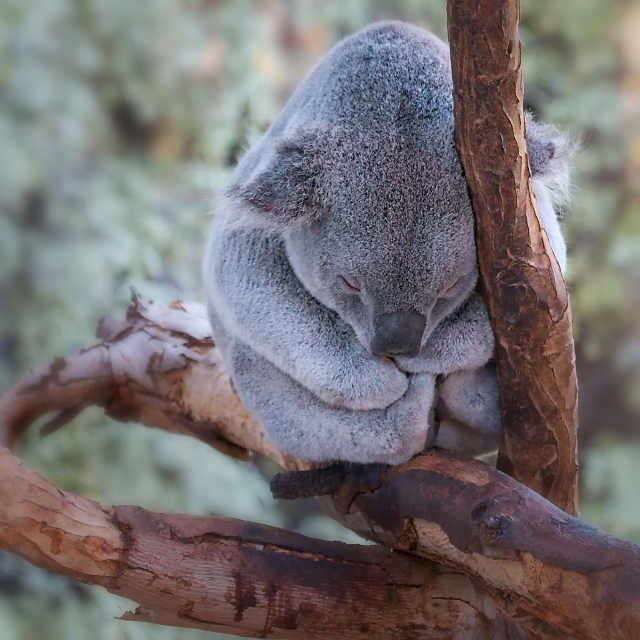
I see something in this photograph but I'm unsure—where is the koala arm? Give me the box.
[228,335,435,466]
[394,292,495,375]
[205,221,408,410]
[394,294,502,456]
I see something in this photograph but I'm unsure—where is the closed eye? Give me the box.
[339,275,361,294]
[442,279,460,297]
[441,271,475,298]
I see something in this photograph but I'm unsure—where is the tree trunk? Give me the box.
[447,0,579,515]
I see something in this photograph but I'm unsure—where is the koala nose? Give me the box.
[370,310,426,357]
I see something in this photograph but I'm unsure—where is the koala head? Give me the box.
[226,114,569,358]
[227,123,478,357]
[225,24,570,359]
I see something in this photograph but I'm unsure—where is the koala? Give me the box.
[204,22,570,466]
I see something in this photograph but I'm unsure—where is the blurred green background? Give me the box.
[1,1,639,638]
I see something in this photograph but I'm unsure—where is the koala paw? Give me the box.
[433,364,503,457]
[313,352,409,411]
[372,373,436,466]
[395,293,495,375]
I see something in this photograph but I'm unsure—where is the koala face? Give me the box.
[225,21,484,360]
[282,129,478,356]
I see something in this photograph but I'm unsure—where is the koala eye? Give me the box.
[441,271,475,298]
[339,275,361,294]
[442,278,461,297]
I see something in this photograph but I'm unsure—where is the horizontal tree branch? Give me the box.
[339,453,640,640]
[1,295,638,639]
[0,448,518,639]
[0,296,290,468]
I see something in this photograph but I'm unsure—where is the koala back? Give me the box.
[228,22,461,226]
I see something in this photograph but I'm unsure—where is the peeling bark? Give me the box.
[0,296,290,468]
[345,453,640,640]
[447,0,579,514]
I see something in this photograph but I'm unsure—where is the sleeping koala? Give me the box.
[204,22,570,466]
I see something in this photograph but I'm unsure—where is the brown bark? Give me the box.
[447,0,579,514]
[343,454,640,640]
[0,448,518,639]
[1,297,638,639]
[0,295,290,468]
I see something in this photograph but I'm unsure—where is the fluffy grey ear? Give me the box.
[225,132,323,227]
[526,112,573,205]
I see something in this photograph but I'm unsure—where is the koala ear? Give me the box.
[525,112,574,204]
[225,131,323,227]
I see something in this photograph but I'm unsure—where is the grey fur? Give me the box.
[204,22,571,464]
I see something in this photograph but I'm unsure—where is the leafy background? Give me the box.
[1,1,639,638]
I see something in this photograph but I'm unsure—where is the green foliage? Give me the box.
[582,440,640,541]
[1,1,639,638]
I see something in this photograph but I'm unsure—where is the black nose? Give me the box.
[370,310,426,357]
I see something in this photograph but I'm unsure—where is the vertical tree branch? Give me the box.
[447,0,579,514]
